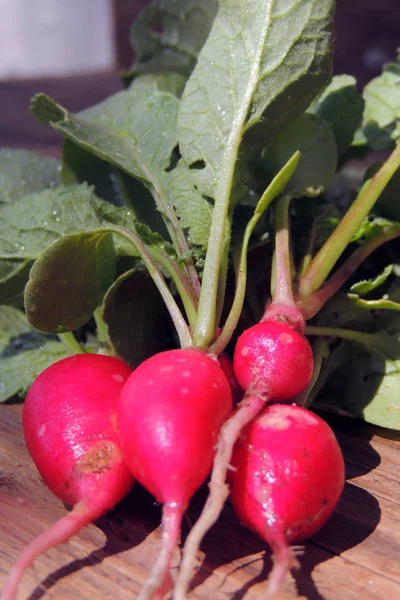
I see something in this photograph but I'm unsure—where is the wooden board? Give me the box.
[1,403,399,599]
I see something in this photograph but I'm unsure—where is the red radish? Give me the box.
[174,195,316,598]
[117,348,233,600]
[230,403,345,595]
[175,322,314,599]
[233,320,313,398]
[218,352,244,406]
[1,354,134,600]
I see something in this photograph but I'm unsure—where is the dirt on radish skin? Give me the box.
[229,403,345,596]
[117,348,233,600]
[1,354,134,600]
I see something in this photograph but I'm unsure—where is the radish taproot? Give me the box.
[174,193,315,598]
[230,403,345,595]
[174,320,315,599]
[117,348,233,600]
[1,354,134,600]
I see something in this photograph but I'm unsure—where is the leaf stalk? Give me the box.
[298,142,400,298]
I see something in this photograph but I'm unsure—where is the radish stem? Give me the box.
[210,152,301,355]
[58,332,85,355]
[263,194,304,329]
[109,226,193,348]
[298,142,400,298]
[297,222,400,319]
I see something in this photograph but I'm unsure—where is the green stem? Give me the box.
[271,195,293,305]
[209,153,300,355]
[298,219,317,277]
[58,332,85,355]
[209,152,300,354]
[305,325,374,346]
[192,180,235,348]
[93,307,108,344]
[108,226,193,349]
[299,142,400,297]
[215,218,232,334]
[209,213,257,355]
[149,248,198,329]
[263,194,304,329]
[150,179,200,301]
[297,222,400,319]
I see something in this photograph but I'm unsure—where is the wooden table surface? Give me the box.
[1,73,400,600]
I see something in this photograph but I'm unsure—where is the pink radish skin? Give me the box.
[233,321,314,398]
[218,353,244,406]
[174,321,314,599]
[117,348,233,600]
[2,354,134,600]
[230,403,345,595]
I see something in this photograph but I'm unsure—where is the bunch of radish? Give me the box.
[1,354,134,600]
[4,162,349,600]
[6,5,400,591]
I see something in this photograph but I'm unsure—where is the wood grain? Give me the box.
[0,404,399,600]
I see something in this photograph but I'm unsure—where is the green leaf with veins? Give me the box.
[0,184,106,306]
[0,305,35,351]
[31,75,194,258]
[345,355,400,430]
[102,268,170,368]
[0,342,68,402]
[178,0,334,200]
[351,215,400,243]
[354,63,400,151]
[308,75,365,156]
[349,264,393,295]
[124,0,217,84]
[0,260,32,309]
[134,222,176,258]
[25,230,116,333]
[349,294,400,312]
[0,149,61,204]
[316,344,400,430]
[262,114,337,198]
[62,139,127,206]
[62,139,169,237]
[0,305,68,402]
[167,163,213,250]
[0,184,104,259]
[179,0,334,346]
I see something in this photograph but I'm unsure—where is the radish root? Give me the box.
[265,523,299,597]
[173,393,265,600]
[138,502,184,600]
[1,499,100,600]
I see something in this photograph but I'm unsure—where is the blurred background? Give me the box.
[0,0,398,154]
[0,0,398,83]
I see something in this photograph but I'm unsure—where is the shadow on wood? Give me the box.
[175,416,382,599]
